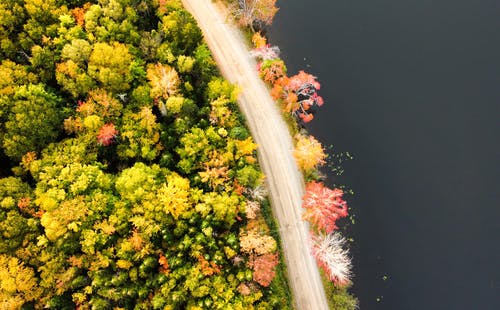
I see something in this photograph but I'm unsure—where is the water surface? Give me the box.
[268,0,500,308]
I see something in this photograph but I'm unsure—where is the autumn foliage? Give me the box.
[303,181,348,234]
[248,5,355,301]
[232,0,279,30]
[251,34,324,122]
[252,32,267,48]
[248,252,279,287]
[293,134,327,172]
[97,123,118,146]
[198,255,221,276]
[0,0,356,306]
[312,232,352,286]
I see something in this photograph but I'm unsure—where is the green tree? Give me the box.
[25,137,98,181]
[22,0,68,49]
[117,107,163,161]
[192,43,217,87]
[60,39,92,66]
[56,59,95,98]
[84,0,141,44]
[176,126,224,174]
[199,192,242,227]
[0,60,37,96]
[159,8,202,55]
[0,177,39,255]
[115,162,164,203]
[1,84,64,162]
[0,0,26,60]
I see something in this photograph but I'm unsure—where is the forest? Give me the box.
[0,0,292,308]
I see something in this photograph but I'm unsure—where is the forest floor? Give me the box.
[180,0,329,308]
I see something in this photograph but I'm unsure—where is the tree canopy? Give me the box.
[0,0,291,308]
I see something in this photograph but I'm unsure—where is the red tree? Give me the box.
[97,123,118,146]
[270,71,324,123]
[248,252,279,287]
[286,71,324,122]
[302,181,348,233]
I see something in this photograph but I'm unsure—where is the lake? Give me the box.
[268,0,500,308]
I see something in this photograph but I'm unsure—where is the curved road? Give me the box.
[181,1,329,309]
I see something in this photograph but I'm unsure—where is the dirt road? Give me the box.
[180,1,329,309]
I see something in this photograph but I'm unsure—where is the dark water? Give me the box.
[268,0,500,309]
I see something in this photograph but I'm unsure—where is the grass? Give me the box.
[260,198,294,309]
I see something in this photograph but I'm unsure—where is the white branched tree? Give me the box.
[312,232,353,286]
[250,44,280,60]
[232,0,279,31]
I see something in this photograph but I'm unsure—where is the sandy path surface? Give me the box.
[180,1,329,309]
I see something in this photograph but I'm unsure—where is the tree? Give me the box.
[232,0,279,31]
[235,165,262,188]
[250,44,280,61]
[88,42,134,93]
[0,60,37,96]
[251,32,267,49]
[239,230,276,255]
[159,8,202,55]
[83,0,140,44]
[56,59,95,98]
[97,123,118,146]
[302,181,348,233]
[77,89,123,121]
[193,43,217,86]
[199,192,241,227]
[40,197,88,241]
[257,59,286,84]
[23,0,66,45]
[115,162,163,203]
[311,232,352,286]
[176,55,195,73]
[176,126,224,174]
[156,172,192,220]
[286,70,324,122]
[248,252,278,287]
[293,134,326,172]
[0,177,39,255]
[2,84,63,161]
[269,70,324,123]
[147,63,180,116]
[198,150,230,189]
[117,107,162,161]
[60,39,92,67]
[0,254,42,309]
[0,0,27,60]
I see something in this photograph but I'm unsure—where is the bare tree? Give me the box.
[232,0,279,31]
[312,232,353,286]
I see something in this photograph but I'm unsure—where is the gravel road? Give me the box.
[180,1,329,309]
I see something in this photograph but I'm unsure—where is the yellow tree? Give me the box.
[0,254,42,309]
[147,63,180,116]
[0,61,37,96]
[293,134,326,172]
[156,172,192,220]
[88,42,134,93]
